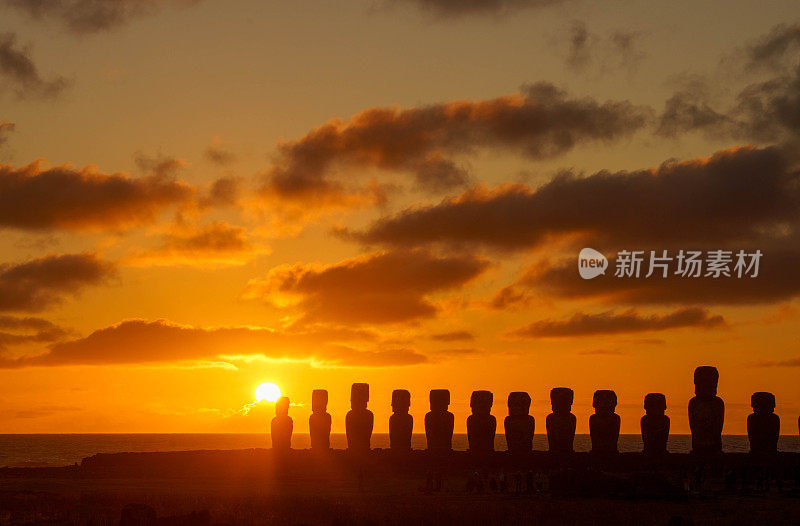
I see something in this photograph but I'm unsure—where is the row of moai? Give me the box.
[270,366,789,455]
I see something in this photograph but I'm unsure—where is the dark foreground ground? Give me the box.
[1,450,799,525]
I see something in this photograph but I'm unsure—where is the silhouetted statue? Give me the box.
[271,396,293,450]
[641,392,670,455]
[546,387,576,454]
[688,366,724,455]
[346,383,373,452]
[309,389,331,451]
[504,391,535,454]
[747,392,779,454]
[590,390,620,454]
[425,389,454,452]
[467,390,496,453]
[390,389,413,451]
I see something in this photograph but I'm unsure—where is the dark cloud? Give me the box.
[2,0,202,34]
[261,82,651,206]
[0,33,70,100]
[578,348,625,356]
[566,21,591,69]
[565,22,646,73]
[133,152,188,178]
[200,176,243,208]
[0,318,429,368]
[659,23,800,142]
[0,121,14,147]
[353,145,799,251]
[243,250,490,325]
[0,315,70,350]
[429,330,475,341]
[745,23,800,70]
[508,307,724,338]
[129,222,261,267]
[751,356,800,367]
[204,138,236,166]
[519,243,800,306]
[393,0,563,17]
[0,160,194,230]
[0,253,114,312]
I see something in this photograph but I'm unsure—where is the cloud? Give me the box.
[565,22,645,73]
[261,82,651,207]
[507,307,725,338]
[578,348,625,356]
[1,0,202,34]
[744,23,800,71]
[0,160,194,230]
[0,315,70,350]
[509,241,800,306]
[127,222,265,267]
[393,0,564,18]
[659,24,800,142]
[133,152,189,178]
[243,250,490,325]
[0,33,70,100]
[750,356,800,367]
[0,253,114,312]
[0,121,14,147]
[429,330,475,341]
[0,318,429,368]
[353,145,799,251]
[204,137,236,166]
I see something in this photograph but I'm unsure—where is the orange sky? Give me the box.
[1,0,799,435]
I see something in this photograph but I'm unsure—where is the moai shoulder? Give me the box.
[467,390,496,453]
[546,387,576,454]
[389,389,413,452]
[641,392,670,455]
[425,389,454,452]
[309,389,331,451]
[504,391,535,454]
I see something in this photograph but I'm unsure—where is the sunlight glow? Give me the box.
[254,382,282,402]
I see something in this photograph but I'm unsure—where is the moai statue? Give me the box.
[589,390,620,454]
[345,383,373,452]
[309,389,331,451]
[747,392,780,454]
[504,391,535,454]
[390,389,413,452]
[271,396,293,451]
[546,387,576,454]
[425,389,454,452]
[641,393,670,456]
[688,366,725,455]
[467,390,496,453]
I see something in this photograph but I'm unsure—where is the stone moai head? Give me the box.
[592,390,617,414]
[751,392,776,414]
[470,390,493,415]
[276,396,290,417]
[644,393,667,415]
[351,383,369,410]
[694,366,719,397]
[312,389,328,414]
[508,391,532,417]
[392,389,411,414]
[430,389,450,412]
[550,387,574,413]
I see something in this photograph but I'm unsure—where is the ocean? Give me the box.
[2,434,800,468]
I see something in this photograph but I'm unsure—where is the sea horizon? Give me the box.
[3,433,800,468]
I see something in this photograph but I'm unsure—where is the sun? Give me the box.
[255,382,282,402]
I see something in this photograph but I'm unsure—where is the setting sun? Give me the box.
[255,382,282,403]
